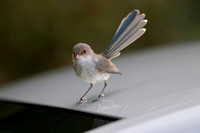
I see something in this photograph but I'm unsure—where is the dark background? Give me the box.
[0,0,200,85]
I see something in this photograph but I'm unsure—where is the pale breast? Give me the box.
[73,55,110,84]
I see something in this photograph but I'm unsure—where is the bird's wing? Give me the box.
[101,10,147,60]
[95,55,122,75]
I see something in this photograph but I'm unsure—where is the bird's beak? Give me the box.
[76,54,81,59]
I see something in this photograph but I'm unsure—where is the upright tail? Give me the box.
[101,10,147,60]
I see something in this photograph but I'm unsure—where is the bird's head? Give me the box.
[72,43,94,61]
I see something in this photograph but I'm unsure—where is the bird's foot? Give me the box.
[77,97,87,104]
[92,94,104,102]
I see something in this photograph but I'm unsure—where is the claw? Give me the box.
[77,97,87,104]
[99,93,105,98]
[92,94,105,102]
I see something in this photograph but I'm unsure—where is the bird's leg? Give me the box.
[93,81,107,102]
[99,81,107,99]
[77,83,93,104]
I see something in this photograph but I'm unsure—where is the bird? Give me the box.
[73,9,147,104]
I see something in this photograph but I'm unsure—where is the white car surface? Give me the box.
[0,41,200,133]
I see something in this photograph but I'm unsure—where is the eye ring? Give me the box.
[82,49,87,54]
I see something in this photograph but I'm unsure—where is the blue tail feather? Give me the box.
[102,10,147,59]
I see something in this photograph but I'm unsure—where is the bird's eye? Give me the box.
[82,49,87,54]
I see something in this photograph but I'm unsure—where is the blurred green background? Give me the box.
[0,0,200,85]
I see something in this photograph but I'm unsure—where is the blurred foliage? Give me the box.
[0,0,200,84]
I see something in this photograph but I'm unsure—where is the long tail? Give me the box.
[101,10,147,60]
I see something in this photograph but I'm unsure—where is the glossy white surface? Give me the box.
[0,41,200,121]
[88,104,200,133]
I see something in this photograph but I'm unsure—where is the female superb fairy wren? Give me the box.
[73,9,147,104]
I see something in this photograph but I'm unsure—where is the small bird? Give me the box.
[73,9,147,104]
